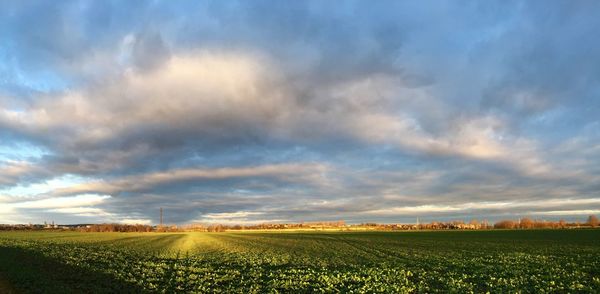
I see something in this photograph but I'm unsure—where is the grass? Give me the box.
[0,229,599,293]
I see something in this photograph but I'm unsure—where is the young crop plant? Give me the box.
[0,230,599,293]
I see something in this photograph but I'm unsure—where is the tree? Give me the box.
[469,219,480,229]
[520,217,534,229]
[588,215,599,228]
[558,219,566,228]
[494,220,516,229]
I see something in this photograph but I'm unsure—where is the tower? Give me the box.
[160,207,163,227]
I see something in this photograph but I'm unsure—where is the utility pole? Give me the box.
[160,207,163,227]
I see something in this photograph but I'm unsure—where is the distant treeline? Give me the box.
[1,215,598,232]
[493,216,598,229]
[81,224,154,232]
[180,221,348,232]
[0,223,155,232]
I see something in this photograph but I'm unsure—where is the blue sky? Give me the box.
[1,1,599,225]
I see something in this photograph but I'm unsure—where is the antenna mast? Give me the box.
[160,207,163,227]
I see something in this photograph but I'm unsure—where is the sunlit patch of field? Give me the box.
[0,230,599,293]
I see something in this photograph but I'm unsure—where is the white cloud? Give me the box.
[0,194,111,223]
[202,211,264,219]
[119,218,152,225]
[195,211,285,225]
[0,174,88,197]
[528,210,600,216]
[48,207,113,217]
[362,198,600,216]
[12,194,110,209]
[0,51,283,145]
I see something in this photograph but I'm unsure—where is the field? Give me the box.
[0,230,599,293]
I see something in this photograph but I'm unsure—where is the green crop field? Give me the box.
[0,230,599,293]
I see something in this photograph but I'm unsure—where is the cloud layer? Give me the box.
[1,1,599,224]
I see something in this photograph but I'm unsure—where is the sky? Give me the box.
[1,1,599,225]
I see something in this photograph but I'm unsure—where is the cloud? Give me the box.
[0,194,111,223]
[0,160,49,187]
[11,194,110,209]
[119,218,152,225]
[194,211,282,225]
[362,198,600,216]
[529,210,600,216]
[48,207,112,217]
[0,193,156,224]
[1,1,599,224]
[0,50,535,184]
[54,163,329,196]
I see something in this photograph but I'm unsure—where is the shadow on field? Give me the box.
[0,246,147,293]
[0,274,18,294]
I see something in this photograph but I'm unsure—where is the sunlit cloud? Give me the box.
[195,211,285,225]
[362,198,600,216]
[528,210,600,216]
[10,194,110,209]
